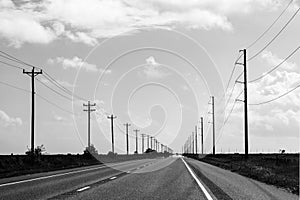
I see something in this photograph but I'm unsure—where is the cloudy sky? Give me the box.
[0,0,299,154]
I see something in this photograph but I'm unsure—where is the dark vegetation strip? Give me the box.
[0,153,168,179]
[184,153,299,195]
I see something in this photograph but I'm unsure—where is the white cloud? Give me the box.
[48,56,112,73]
[0,9,56,47]
[146,56,158,66]
[261,51,297,71]
[1,0,292,47]
[142,56,169,79]
[0,0,14,8]
[0,110,22,127]
[246,56,300,136]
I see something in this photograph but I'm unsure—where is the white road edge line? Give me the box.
[181,158,213,200]
[110,176,117,180]
[0,161,133,187]
[77,186,90,192]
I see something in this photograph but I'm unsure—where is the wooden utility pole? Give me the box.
[133,129,140,153]
[23,67,42,153]
[147,135,150,149]
[150,136,154,149]
[141,133,146,153]
[195,125,198,154]
[209,96,215,155]
[124,123,131,154]
[83,101,96,148]
[107,114,117,153]
[243,49,249,159]
[236,49,249,159]
[201,117,204,154]
[192,132,195,154]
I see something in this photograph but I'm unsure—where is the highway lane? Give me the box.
[1,156,298,200]
[0,158,159,200]
[66,156,207,200]
[59,156,298,200]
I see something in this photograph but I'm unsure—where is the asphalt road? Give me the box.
[0,156,298,200]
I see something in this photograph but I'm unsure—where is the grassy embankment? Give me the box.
[184,153,299,195]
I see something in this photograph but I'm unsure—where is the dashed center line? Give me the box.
[77,186,90,192]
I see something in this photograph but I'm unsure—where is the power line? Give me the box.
[219,52,244,102]
[36,94,74,114]
[224,90,243,127]
[215,90,243,148]
[0,50,35,68]
[0,60,25,70]
[224,71,243,108]
[0,80,30,93]
[249,84,300,105]
[42,73,86,101]
[36,78,74,101]
[0,80,74,114]
[249,45,300,83]
[246,0,294,49]
[1,49,86,101]
[248,7,300,61]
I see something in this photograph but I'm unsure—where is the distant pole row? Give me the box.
[183,49,249,158]
[183,117,204,154]
[82,104,173,154]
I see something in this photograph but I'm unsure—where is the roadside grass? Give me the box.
[184,154,299,195]
[0,154,100,178]
[0,152,169,179]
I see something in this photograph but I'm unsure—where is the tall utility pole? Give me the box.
[107,114,117,153]
[23,67,42,153]
[192,132,195,154]
[195,125,198,154]
[189,135,192,153]
[147,135,150,149]
[83,101,96,148]
[133,129,140,153]
[150,136,154,149]
[124,123,131,155]
[243,49,249,159]
[236,49,249,159]
[201,117,204,154]
[141,133,146,153]
[209,96,216,155]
